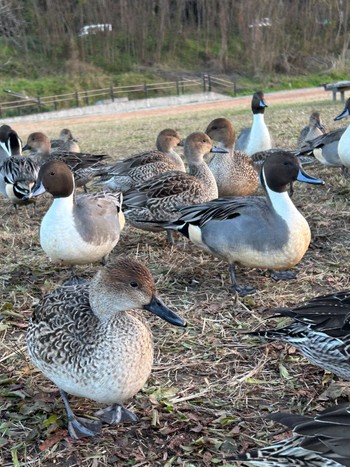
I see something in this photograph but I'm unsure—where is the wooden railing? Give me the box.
[0,74,237,118]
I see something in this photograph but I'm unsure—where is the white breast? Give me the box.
[246,114,271,156]
[338,125,350,167]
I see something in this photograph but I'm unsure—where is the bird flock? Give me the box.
[2,92,350,465]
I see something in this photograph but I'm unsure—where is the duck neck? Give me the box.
[189,159,218,198]
[51,192,75,213]
[262,172,300,222]
[88,272,128,322]
[166,149,185,170]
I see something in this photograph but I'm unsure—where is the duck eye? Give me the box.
[129,281,138,288]
[50,171,55,176]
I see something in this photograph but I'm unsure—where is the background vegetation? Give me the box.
[0,0,349,98]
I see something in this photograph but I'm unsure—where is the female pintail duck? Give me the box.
[0,124,22,162]
[249,290,350,381]
[228,403,350,466]
[32,160,124,265]
[123,131,226,241]
[235,91,272,156]
[23,132,112,190]
[206,117,259,196]
[51,128,80,153]
[298,127,346,174]
[95,128,185,192]
[334,97,350,171]
[27,257,186,439]
[166,152,324,296]
[297,111,326,147]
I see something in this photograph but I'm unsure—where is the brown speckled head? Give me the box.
[205,117,236,148]
[156,128,182,152]
[38,159,74,197]
[184,131,213,163]
[23,132,51,152]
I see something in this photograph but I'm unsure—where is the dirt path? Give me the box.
[11,87,330,132]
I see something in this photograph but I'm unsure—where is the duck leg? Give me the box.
[270,269,297,281]
[60,389,102,439]
[95,404,138,425]
[229,264,255,296]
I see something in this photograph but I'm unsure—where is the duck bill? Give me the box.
[260,99,268,107]
[144,295,186,327]
[334,107,349,121]
[22,143,31,151]
[297,168,324,185]
[31,180,47,197]
[211,146,229,154]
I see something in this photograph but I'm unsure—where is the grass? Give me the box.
[1,96,350,466]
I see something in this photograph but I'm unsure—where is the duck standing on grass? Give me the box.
[166,152,324,296]
[27,257,186,439]
[31,160,124,267]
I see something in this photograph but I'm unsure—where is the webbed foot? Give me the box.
[95,404,138,425]
[270,270,297,281]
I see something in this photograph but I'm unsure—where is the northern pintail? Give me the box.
[298,111,326,147]
[95,128,184,192]
[51,128,80,153]
[0,156,39,206]
[206,117,259,196]
[334,97,350,170]
[166,152,324,296]
[27,257,186,439]
[23,132,112,190]
[228,403,350,466]
[235,91,272,155]
[249,290,350,380]
[0,124,22,162]
[32,160,124,265]
[298,127,346,173]
[123,131,226,239]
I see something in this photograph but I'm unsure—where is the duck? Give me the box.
[50,128,80,153]
[31,159,124,265]
[235,91,272,156]
[334,97,350,171]
[123,131,226,241]
[22,131,112,190]
[248,290,350,380]
[297,111,326,147]
[95,128,185,192]
[228,403,350,466]
[165,152,324,296]
[206,117,259,196]
[26,257,186,439]
[297,127,346,174]
[0,124,22,163]
[0,156,39,206]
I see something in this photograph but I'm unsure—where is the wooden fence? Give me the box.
[0,75,237,118]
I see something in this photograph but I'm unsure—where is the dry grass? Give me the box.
[1,97,350,466]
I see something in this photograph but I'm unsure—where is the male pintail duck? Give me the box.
[95,128,185,192]
[23,132,112,190]
[0,124,22,163]
[249,290,350,380]
[32,160,124,265]
[27,257,186,439]
[0,157,39,206]
[206,117,259,196]
[235,91,272,155]
[298,127,346,174]
[334,97,350,172]
[51,128,80,153]
[298,111,326,147]
[228,403,350,466]
[123,131,226,241]
[166,152,324,296]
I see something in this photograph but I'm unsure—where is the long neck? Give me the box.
[50,192,75,213]
[189,158,218,198]
[246,114,271,155]
[262,171,300,222]
[166,149,185,171]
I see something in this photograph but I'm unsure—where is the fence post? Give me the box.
[110,85,115,102]
[203,74,207,92]
[233,76,237,96]
[176,79,180,96]
[181,78,184,94]
[75,91,79,107]
[37,96,41,112]
[207,75,212,92]
[84,91,89,105]
[0,106,2,118]
[54,96,58,111]
[144,83,148,98]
